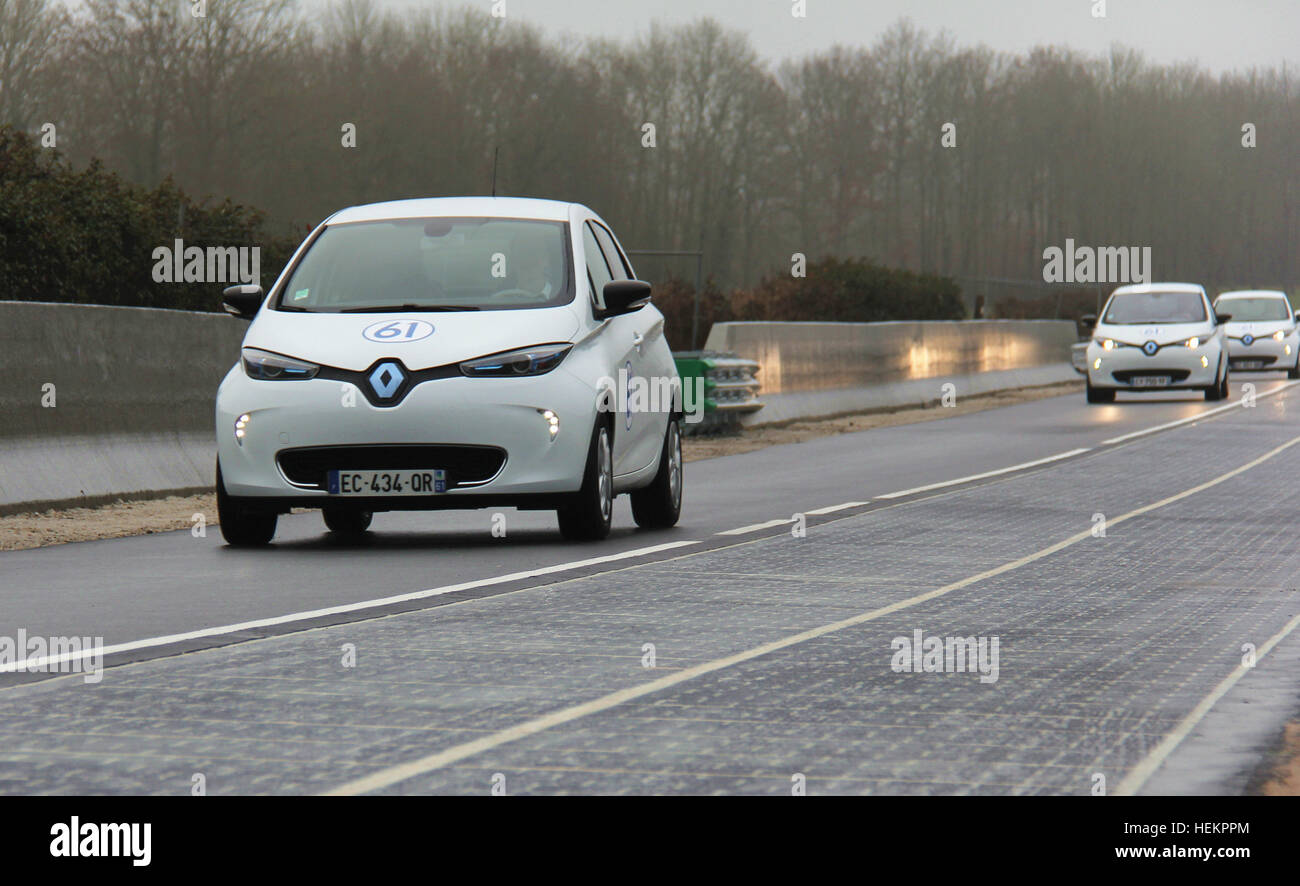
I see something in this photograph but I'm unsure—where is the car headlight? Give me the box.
[1273,330,1286,342]
[1184,337,1200,349]
[242,347,320,380]
[1094,337,1116,351]
[460,343,572,377]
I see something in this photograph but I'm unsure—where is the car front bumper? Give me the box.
[1085,341,1223,390]
[1225,336,1297,370]
[216,366,598,503]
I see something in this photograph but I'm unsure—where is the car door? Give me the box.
[589,219,669,474]
[580,220,640,473]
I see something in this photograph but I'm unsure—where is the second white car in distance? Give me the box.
[1213,289,1300,379]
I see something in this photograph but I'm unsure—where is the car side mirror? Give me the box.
[1215,312,1232,325]
[1293,311,1300,323]
[222,284,264,320]
[598,280,652,319]
[1078,314,1097,337]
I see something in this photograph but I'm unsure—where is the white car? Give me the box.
[1213,289,1300,379]
[1084,282,1229,403]
[214,197,684,546]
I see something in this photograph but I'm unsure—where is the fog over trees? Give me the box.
[3,0,1297,295]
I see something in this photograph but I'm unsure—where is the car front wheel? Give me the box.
[557,422,614,541]
[631,417,683,529]
[216,462,278,546]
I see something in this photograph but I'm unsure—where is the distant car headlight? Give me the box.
[242,347,320,380]
[1183,337,1200,349]
[460,343,572,377]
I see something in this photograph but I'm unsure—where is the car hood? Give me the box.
[1093,321,1214,346]
[241,305,583,371]
[1224,320,1295,337]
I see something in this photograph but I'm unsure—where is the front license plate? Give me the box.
[1131,376,1171,388]
[327,469,446,495]
[1237,360,1265,369]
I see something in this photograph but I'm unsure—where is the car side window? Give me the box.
[583,222,614,309]
[591,222,631,281]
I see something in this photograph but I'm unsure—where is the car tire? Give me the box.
[323,506,372,535]
[631,417,683,529]
[1205,365,1227,401]
[557,421,614,541]
[216,461,278,546]
[1288,359,1300,380]
[1086,380,1115,403]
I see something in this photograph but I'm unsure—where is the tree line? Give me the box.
[2,0,1296,302]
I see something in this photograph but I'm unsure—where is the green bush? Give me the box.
[0,126,297,311]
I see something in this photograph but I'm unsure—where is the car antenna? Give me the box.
[491,146,500,198]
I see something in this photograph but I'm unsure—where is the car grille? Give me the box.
[277,445,506,490]
[1111,369,1191,383]
[1230,356,1277,366]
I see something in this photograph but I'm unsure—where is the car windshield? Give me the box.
[1214,296,1291,322]
[1103,290,1206,324]
[275,217,572,312]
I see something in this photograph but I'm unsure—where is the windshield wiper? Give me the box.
[339,304,481,313]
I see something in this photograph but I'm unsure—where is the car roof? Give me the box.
[1215,289,1288,300]
[1110,282,1205,295]
[326,197,580,225]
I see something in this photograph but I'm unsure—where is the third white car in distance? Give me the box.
[1212,289,1300,379]
[1084,282,1229,403]
[214,197,684,546]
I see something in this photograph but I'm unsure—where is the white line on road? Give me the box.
[1114,610,1300,796]
[804,501,870,515]
[0,540,699,674]
[876,449,1091,499]
[716,518,794,536]
[324,433,1300,796]
[1101,380,1298,445]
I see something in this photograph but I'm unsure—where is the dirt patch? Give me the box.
[0,494,218,552]
[0,380,1082,552]
[1256,722,1300,795]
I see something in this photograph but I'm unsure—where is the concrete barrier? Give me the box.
[703,320,1078,425]
[0,302,243,514]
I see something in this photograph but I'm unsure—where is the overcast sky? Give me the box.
[307,0,1299,73]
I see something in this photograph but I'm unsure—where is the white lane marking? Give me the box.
[716,518,793,536]
[324,433,1300,796]
[875,449,1091,500]
[1101,380,1298,445]
[1115,611,1300,796]
[0,541,699,674]
[805,501,870,515]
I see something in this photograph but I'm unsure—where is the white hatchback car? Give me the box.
[215,197,684,546]
[1084,283,1229,403]
[1212,290,1300,378]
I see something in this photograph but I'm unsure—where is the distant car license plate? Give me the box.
[1132,376,1171,387]
[327,469,446,495]
[1237,360,1265,369]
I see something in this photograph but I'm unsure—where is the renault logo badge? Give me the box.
[368,361,406,400]
[1142,341,1159,356]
